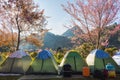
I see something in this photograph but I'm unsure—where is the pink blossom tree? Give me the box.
[0,0,47,50]
[62,0,120,49]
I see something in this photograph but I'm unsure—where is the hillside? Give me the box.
[62,26,79,38]
[42,32,73,50]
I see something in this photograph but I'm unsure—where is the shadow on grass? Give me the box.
[0,75,120,80]
[0,76,21,80]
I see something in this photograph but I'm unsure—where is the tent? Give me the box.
[86,49,120,73]
[112,51,120,66]
[60,50,87,74]
[26,50,58,74]
[0,56,5,65]
[0,50,31,74]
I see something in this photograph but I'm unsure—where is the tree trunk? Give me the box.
[16,30,20,50]
[16,15,21,51]
[96,29,101,49]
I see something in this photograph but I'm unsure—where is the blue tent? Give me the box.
[37,50,52,60]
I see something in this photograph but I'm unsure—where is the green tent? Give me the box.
[86,49,120,73]
[26,50,58,74]
[0,56,5,65]
[60,50,87,74]
[0,50,31,74]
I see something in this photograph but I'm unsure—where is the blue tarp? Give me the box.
[36,50,52,60]
[91,49,109,58]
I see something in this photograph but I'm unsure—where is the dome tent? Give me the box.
[60,50,88,74]
[0,50,31,74]
[112,51,120,66]
[26,49,58,74]
[0,56,5,65]
[86,49,120,73]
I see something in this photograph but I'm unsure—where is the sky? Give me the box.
[34,0,74,35]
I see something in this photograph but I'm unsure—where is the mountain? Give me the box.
[19,32,73,50]
[42,32,73,50]
[62,29,74,38]
[62,26,81,38]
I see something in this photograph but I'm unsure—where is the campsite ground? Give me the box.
[18,75,120,80]
[0,74,120,80]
